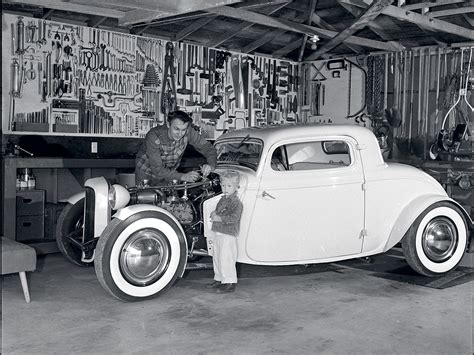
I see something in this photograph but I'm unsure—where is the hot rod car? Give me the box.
[56,125,473,301]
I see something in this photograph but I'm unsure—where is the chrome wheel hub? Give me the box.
[422,217,458,263]
[120,229,170,286]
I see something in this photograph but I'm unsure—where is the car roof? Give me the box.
[216,124,385,169]
[217,124,372,144]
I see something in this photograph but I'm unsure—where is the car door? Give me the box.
[246,136,365,263]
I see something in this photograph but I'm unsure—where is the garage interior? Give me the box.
[1,0,473,353]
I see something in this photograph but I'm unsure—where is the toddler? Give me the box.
[206,170,243,293]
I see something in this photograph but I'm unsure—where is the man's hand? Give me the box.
[181,171,201,182]
[200,164,214,178]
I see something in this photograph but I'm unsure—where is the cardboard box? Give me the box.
[53,123,79,133]
[14,122,49,132]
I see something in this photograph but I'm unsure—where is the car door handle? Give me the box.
[262,190,276,199]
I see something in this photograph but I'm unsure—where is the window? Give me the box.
[271,140,351,171]
[215,137,263,171]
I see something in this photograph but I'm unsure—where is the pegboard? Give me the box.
[2,13,301,140]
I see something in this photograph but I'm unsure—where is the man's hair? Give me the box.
[167,110,192,124]
[219,170,240,186]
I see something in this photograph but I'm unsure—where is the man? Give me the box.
[135,110,217,185]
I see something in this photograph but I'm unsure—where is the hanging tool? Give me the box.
[160,41,177,114]
[429,47,473,159]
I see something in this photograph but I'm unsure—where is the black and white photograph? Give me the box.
[1,0,473,353]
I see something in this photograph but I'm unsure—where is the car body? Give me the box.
[56,125,473,301]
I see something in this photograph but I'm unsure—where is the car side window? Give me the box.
[282,140,351,171]
[270,146,289,171]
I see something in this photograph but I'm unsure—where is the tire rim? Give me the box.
[119,228,171,287]
[422,217,458,263]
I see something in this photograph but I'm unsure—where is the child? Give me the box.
[206,170,243,293]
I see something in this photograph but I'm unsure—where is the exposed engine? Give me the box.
[127,176,220,226]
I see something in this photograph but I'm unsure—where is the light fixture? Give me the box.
[309,34,320,50]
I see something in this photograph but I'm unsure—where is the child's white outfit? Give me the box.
[211,192,243,284]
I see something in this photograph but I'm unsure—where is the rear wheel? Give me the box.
[56,198,91,267]
[402,202,468,277]
[94,211,187,301]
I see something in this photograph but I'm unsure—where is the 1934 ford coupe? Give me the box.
[56,125,473,301]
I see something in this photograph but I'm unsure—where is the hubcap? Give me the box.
[422,217,458,263]
[119,229,171,286]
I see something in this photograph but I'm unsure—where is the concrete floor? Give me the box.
[2,250,472,354]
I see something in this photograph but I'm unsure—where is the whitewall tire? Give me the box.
[94,211,187,301]
[402,202,468,277]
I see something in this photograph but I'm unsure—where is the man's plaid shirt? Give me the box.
[135,125,217,184]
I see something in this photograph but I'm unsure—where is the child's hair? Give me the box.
[219,170,240,187]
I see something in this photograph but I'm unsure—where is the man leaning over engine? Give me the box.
[135,110,217,185]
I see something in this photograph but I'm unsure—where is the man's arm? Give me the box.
[188,128,217,168]
[145,130,183,182]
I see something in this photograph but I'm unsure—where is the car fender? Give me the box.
[61,192,85,205]
[383,194,472,252]
[112,204,189,276]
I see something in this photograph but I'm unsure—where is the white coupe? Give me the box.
[56,125,473,301]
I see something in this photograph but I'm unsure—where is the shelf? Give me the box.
[8,157,135,169]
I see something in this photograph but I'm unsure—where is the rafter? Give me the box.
[119,0,241,26]
[402,0,467,11]
[272,37,304,57]
[6,0,125,18]
[205,6,401,51]
[428,6,474,18]
[462,13,474,27]
[339,0,474,40]
[173,16,215,41]
[306,0,391,61]
[338,1,392,41]
[341,0,438,49]
[205,2,289,48]
[298,0,318,61]
[89,16,107,28]
[242,11,306,54]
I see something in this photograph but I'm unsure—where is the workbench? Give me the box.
[2,157,135,253]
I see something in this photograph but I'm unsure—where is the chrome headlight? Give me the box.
[108,184,131,210]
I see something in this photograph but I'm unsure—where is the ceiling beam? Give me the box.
[119,0,243,26]
[462,13,474,27]
[306,0,391,61]
[339,0,474,40]
[428,6,474,18]
[402,0,467,11]
[298,0,318,61]
[342,1,445,47]
[89,16,107,28]
[41,8,54,19]
[310,12,363,54]
[131,0,289,33]
[242,11,305,53]
[272,37,304,57]
[205,5,401,51]
[173,16,215,41]
[242,29,287,53]
[205,2,289,47]
[337,1,391,40]
[6,0,125,18]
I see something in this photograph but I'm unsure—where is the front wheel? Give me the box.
[56,198,91,267]
[402,202,468,277]
[94,211,187,301]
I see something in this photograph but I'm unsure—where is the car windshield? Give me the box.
[215,138,263,171]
